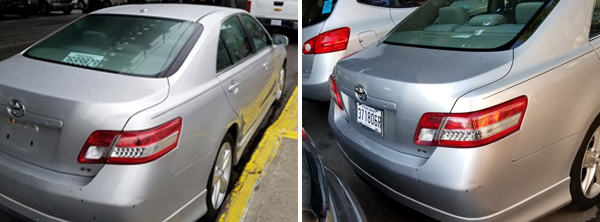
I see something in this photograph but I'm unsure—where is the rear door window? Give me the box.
[303,0,337,27]
[240,14,270,52]
[217,37,233,72]
[25,15,198,77]
[591,0,600,38]
[219,16,253,63]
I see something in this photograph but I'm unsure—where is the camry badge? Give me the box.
[7,100,25,118]
[355,85,367,101]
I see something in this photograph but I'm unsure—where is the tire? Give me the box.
[62,8,72,14]
[203,133,234,221]
[569,116,600,211]
[39,2,50,15]
[274,63,286,104]
[103,0,111,7]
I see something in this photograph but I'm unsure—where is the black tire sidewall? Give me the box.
[203,133,234,221]
[569,117,600,211]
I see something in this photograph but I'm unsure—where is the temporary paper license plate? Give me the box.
[357,103,383,136]
[271,19,282,26]
[62,52,104,68]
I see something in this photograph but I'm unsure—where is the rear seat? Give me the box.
[453,2,544,34]
[423,6,469,32]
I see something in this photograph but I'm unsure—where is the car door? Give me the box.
[239,14,278,114]
[216,15,267,139]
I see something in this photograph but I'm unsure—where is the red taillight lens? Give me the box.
[78,118,182,164]
[329,75,344,110]
[414,96,527,148]
[302,129,312,142]
[303,27,350,54]
[246,1,251,12]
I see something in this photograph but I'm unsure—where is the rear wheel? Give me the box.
[204,133,234,220]
[569,118,600,210]
[274,65,286,104]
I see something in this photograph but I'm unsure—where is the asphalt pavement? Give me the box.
[0,8,298,222]
[302,98,600,222]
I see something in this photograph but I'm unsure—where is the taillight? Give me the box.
[415,96,527,148]
[246,0,251,12]
[303,27,350,54]
[78,118,182,164]
[302,129,312,142]
[329,75,344,110]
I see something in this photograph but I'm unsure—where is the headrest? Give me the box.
[81,31,110,48]
[516,2,544,24]
[438,6,469,24]
[469,14,507,26]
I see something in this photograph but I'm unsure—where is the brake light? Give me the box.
[329,75,344,110]
[78,118,182,164]
[414,96,527,148]
[246,0,251,12]
[303,27,350,54]
[302,129,312,142]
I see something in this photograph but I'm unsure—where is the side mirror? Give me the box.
[272,34,289,46]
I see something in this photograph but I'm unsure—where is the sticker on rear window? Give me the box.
[322,0,332,14]
[62,52,104,68]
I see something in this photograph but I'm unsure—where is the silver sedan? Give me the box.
[330,0,600,221]
[0,4,287,221]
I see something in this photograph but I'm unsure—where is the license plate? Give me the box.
[357,103,383,136]
[271,19,282,26]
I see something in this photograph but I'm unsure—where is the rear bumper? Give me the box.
[301,51,345,101]
[0,150,203,222]
[49,1,74,9]
[256,17,297,30]
[328,102,573,221]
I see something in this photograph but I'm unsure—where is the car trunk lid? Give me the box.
[334,43,513,158]
[0,55,169,177]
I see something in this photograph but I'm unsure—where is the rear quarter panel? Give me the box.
[123,13,239,215]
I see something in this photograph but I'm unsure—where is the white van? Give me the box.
[247,0,297,30]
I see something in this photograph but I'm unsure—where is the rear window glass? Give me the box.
[383,0,554,50]
[303,0,337,27]
[25,15,198,77]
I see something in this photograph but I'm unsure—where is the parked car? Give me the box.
[79,0,125,13]
[0,0,31,17]
[329,0,600,221]
[247,0,297,30]
[37,0,74,14]
[302,0,426,101]
[302,129,367,222]
[0,4,287,221]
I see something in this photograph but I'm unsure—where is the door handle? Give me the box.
[262,62,269,69]
[228,81,240,92]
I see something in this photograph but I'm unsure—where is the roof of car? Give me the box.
[91,4,244,22]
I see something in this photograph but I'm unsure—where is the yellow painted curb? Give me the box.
[219,87,298,222]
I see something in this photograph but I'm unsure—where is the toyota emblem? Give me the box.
[355,85,367,101]
[7,100,25,118]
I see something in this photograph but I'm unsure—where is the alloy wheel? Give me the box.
[276,68,285,100]
[581,127,600,198]
[211,142,232,209]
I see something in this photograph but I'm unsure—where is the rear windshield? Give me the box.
[383,0,553,50]
[303,0,337,27]
[25,15,198,77]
